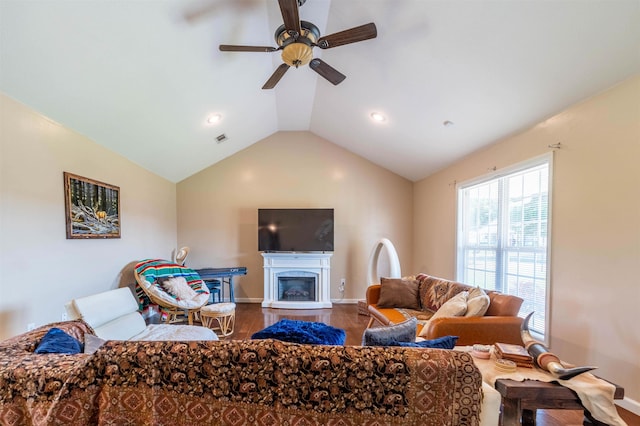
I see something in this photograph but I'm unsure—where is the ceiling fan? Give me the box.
[219,0,377,89]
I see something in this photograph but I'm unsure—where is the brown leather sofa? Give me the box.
[366,273,524,346]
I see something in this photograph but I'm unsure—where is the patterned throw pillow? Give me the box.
[418,275,476,314]
[362,317,417,346]
[162,276,198,300]
[418,275,453,312]
[376,277,420,310]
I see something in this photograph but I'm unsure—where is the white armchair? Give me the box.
[67,287,217,341]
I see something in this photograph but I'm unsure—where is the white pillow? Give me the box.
[162,276,198,300]
[418,291,469,337]
[431,291,468,319]
[466,286,490,317]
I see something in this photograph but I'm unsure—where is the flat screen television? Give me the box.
[258,208,334,252]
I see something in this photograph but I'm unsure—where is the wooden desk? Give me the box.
[495,378,624,426]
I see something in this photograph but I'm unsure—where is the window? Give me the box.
[456,154,551,338]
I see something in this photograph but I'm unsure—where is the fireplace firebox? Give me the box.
[278,272,317,302]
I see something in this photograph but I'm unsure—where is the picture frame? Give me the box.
[63,172,120,239]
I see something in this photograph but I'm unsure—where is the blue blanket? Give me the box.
[251,319,346,345]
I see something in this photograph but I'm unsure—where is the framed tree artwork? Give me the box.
[63,172,120,239]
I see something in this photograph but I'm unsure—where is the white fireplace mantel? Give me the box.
[261,252,333,309]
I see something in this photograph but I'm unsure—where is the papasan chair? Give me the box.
[134,259,210,325]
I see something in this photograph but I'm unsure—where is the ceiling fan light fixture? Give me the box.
[281,43,313,67]
[276,21,319,68]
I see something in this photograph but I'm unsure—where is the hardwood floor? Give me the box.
[230,301,371,346]
[210,303,640,426]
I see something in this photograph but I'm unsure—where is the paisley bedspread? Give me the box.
[0,320,483,425]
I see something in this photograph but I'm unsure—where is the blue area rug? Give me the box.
[251,318,346,345]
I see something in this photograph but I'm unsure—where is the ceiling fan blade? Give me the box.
[278,0,301,35]
[309,59,346,85]
[262,63,290,89]
[317,23,377,49]
[219,45,277,52]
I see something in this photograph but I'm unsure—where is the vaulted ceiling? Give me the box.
[1,0,639,183]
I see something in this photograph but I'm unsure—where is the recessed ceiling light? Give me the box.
[370,112,386,122]
[207,114,222,124]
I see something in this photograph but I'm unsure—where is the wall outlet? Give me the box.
[27,323,36,331]
[339,278,346,292]
[61,312,68,321]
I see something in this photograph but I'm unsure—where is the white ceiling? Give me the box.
[2,0,639,183]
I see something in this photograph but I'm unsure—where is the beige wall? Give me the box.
[0,93,177,340]
[413,75,640,404]
[177,131,414,302]
[2,75,638,408]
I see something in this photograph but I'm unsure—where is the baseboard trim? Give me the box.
[233,298,263,303]
[330,299,358,304]
[617,397,640,416]
[234,298,359,305]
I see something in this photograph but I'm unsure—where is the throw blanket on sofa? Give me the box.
[95,340,483,425]
[0,321,484,426]
[0,321,99,425]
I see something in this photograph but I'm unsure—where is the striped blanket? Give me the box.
[134,259,207,311]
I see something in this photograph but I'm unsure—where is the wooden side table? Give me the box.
[495,378,624,426]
